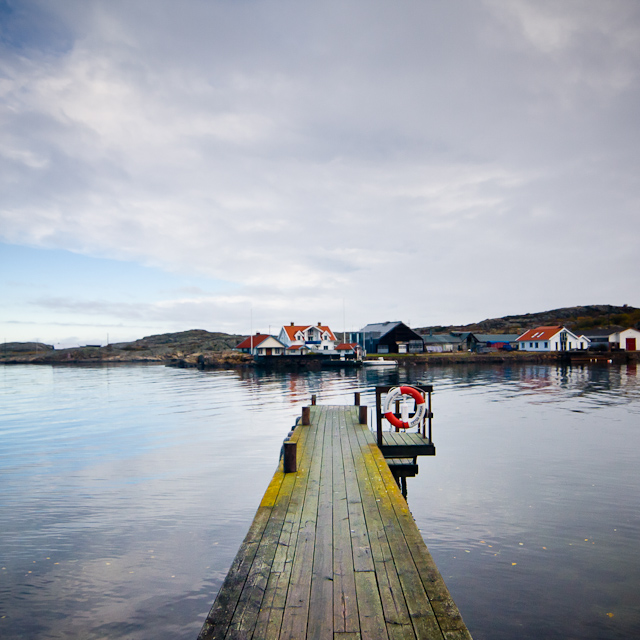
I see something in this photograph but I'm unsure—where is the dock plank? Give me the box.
[352,422,444,639]
[199,404,472,640]
[333,405,360,634]
[279,406,326,640]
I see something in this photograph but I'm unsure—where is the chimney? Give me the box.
[290,322,294,326]
[318,321,321,327]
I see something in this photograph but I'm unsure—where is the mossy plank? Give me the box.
[199,405,472,640]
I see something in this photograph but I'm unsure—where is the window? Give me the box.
[535,342,539,348]
[544,342,548,348]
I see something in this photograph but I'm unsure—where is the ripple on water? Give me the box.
[1,362,639,640]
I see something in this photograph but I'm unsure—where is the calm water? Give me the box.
[1,362,639,639]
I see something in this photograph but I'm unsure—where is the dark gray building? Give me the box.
[350,322,424,354]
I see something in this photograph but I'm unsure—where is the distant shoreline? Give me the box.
[2,349,636,367]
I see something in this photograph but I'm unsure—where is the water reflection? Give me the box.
[0,362,638,640]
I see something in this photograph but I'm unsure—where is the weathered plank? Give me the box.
[308,407,335,640]
[199,404,472,640]
[332,405,360,634]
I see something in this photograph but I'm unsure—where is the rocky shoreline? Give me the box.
[2,347,636,368]
[3,327,637,368]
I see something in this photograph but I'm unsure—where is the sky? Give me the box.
[1,0,639,348]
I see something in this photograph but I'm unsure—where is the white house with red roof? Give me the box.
[516,326,590,352]
[335,342,363,358]
[236,334,286,356]
[278,323,338,354]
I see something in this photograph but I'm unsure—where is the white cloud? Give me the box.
[1,0,639,343]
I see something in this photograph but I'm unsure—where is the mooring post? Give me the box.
[427,389,433,443]
[354,392,360,406]
[359,405,368,425]
[311,394,317,406]
[301,406,311,425]
[283,441,297,473]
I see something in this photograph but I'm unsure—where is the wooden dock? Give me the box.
[198,404,472,640]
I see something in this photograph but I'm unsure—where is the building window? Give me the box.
[544,342,548,348]
[535,342,538,348]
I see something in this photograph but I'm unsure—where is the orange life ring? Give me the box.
[383,385,426,430]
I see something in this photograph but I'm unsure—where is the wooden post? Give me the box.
[375,387,383,447]
[301,406,311,425]
[359,405,367,425]
[395,400,400,432]
[283,441,297,473]
[311,394,317,406]
[427,390,432,443]
[354,392,360,406]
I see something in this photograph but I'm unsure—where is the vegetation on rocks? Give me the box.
[416,304,640,335]
[1,330,246,365]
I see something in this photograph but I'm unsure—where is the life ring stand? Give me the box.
[383,386,426,430]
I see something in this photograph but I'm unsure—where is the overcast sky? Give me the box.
[1,0,639,347]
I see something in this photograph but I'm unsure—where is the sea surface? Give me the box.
[1,362,639,639]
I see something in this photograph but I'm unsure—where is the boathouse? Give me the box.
[353,321,424,354]
[611,328,640,351]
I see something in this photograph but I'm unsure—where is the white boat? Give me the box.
[363,357,398,367]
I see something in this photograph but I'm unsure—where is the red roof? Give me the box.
[236,334,270,349]
[516,326,563,342]
[282,324,337,341]
[336,343,358,350]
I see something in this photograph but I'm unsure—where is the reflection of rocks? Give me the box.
[1,330,249,365]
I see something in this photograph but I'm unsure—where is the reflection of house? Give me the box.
[278,323,338,353]
[236,334,286,356]
[516,326,590,351]
[611,328,640,351]
[352,322,424,354]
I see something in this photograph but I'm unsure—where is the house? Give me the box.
[421,333,462,353]
[351,322,424,354]
[335,343,363,358]
[473,334,520,352]
[580,328,618,350]
[516,326,590,351]
[611,328,640,351]
[236,334,286,356]
[278,323,338,353]
[450,332,478,351]
[285,344,311,356]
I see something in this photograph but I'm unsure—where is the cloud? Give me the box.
[1,0,639,341]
